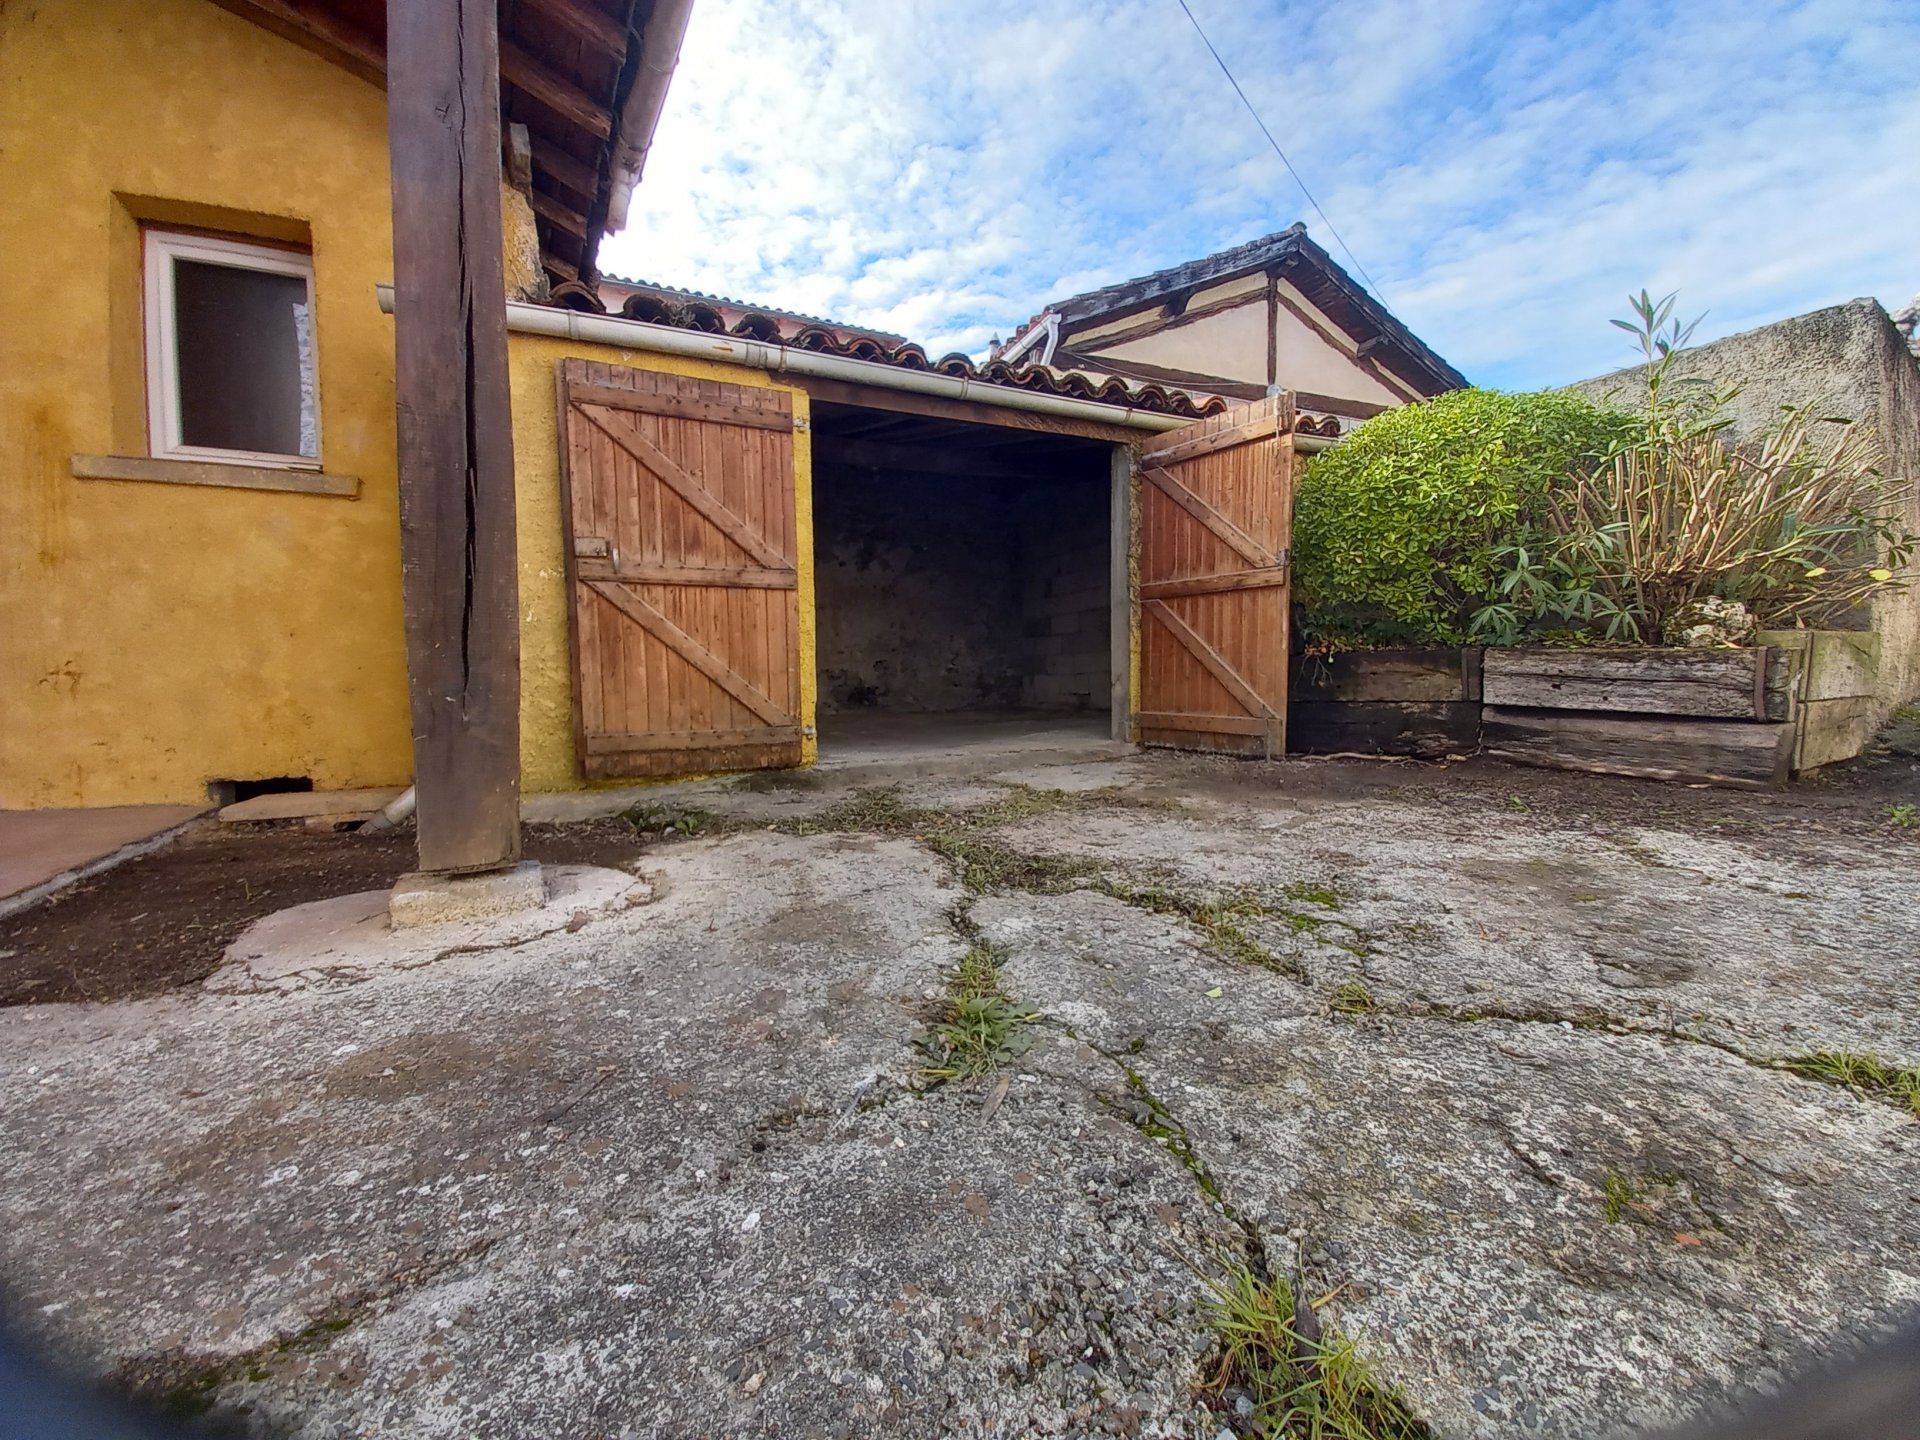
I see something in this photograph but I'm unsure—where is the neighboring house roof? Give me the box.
[211,0,692,283]
[1006,223,1467,399]
[536,284,1346,427]
[597,276,907,346]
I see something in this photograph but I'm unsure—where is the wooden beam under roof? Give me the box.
[500,39,612,139]
[527,187,589,238]
[796,376,1141,446]
[210,0,385,83]
[525,0,628,54]
[814,436,1099,483]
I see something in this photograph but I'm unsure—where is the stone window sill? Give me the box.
[72,455,359,498]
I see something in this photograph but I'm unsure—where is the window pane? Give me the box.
[172,258,316,457]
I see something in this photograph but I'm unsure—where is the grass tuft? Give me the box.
[1199,1264,1430,1440]
[1601,1173,1636,1224]
[1887,803,1917,830]
[1777,1050,1920,1117]
[1099,878,1304,979]
[918,937,1039,1083]
[1327,979,1378,1017]
[622,801,719,838]
[1284,880,1344,910]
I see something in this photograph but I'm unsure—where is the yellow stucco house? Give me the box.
[1,0,1461,814]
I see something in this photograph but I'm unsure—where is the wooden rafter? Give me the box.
[525,0,627,54]
[500,39,612,139]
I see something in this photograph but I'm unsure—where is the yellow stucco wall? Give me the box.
[0,0,411,808]
[504,336,817,790]
[0,0,815,809]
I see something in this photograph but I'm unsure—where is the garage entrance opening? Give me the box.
[810,402,1122,762]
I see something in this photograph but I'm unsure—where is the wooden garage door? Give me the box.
[1135,393,1296,756]
[556,359,802,778]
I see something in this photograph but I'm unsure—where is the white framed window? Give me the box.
[143,230,320,468]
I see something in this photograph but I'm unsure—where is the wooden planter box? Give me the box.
[1290,648,1482,758]
[1289,634,1878,786]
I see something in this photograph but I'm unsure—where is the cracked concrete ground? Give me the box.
[1,750,1917,1439]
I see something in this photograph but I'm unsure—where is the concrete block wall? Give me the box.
[811,464,1112,717]
[1015,477,1111,713]
[813,468,1024,713]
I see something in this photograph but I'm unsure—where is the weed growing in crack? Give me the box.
[1600,1170,1684,1225]
[1601,1173,1636,1224]
[926,830,1104,896]
[1888,803,1918,830]
[775,785,1309,980]
[623,801,720,838]
[918,935,1039,1083]
[958,783,1082,827]
[1108,1067,1236,1219]
[1328,980,1378,1017]
[1284,880,1343,910]
[775,785,926,837]
[1199,1263,1430,1440]
[1095,877,1306,979]
[1777,1051,1920,1117]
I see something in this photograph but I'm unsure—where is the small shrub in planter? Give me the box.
[1293,388,1634,652]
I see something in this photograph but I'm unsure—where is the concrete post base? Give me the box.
[389,860,548,930]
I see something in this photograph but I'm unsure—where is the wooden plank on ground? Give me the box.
[1288,701,1481,758]
[220,787,406,823]
[1482,706,1794,789]
[1482,647,1788,720]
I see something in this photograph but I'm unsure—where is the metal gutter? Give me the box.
[373,288,1334,448]
[604,0,695,236]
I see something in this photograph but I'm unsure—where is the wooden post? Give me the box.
[386,0,522,874]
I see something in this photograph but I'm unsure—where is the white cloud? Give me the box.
[603,0,1920,383]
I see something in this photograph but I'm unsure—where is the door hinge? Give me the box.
[1275,545,1291,574]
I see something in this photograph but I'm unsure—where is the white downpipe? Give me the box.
[359,784,417,835]
[372,287,1336,450]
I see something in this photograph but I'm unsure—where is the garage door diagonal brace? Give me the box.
[1143,599,1275,721]
[586,580,790,726]
[1140,464,1272,570]
[578,404,790,573]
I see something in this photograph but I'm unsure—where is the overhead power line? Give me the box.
[1173,0,1389,302]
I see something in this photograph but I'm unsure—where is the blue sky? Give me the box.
[601,0,1920,390]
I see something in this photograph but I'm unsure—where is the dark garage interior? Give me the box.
[809,401,1118,756]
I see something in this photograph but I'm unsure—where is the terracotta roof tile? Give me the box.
[534,287,1241,421]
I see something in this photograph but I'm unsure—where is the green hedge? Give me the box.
[1293,389,1634,649]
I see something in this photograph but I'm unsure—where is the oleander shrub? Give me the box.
[1293,388,1635,651]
